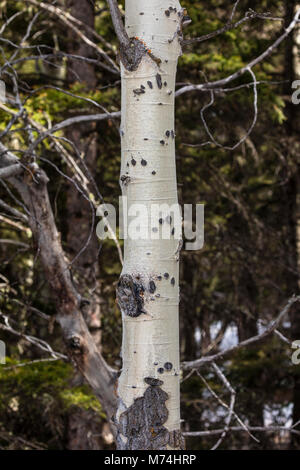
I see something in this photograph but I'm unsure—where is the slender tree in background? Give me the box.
[107,0,184,450]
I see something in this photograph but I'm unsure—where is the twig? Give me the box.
[182,295,300,370]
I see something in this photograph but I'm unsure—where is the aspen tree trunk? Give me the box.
[114,0,184,450]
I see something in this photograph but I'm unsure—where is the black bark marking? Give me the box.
[165,130,170,138]
[152,170,156,175]
[160,140,165,145]
[164,362,173,371]
[166,215,172,224]
[149,280,156,293]
[157,367,164,374]
[171,227,175,236]
[164,273,169,279]
[68,336,82,353]
[171,277,175,286]
[157,276,162,281]
[171,130,175,139]
[120,37,146,71]
[118,384,170,450]
[133,87,145,96]
[116,274,145,317]
[156,73,162,89]
[147,81,153,89]
[144,377,163,386]
[141,159,147,166]
[120,174,131,186]
[165,10,170,17]
[131,158,136,166]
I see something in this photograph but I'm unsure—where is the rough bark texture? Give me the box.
[114,0,184,450]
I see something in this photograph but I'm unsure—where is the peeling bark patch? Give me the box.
[164,362,173,371]
[156,73,162,89]
[118,385,169,450]
[116,274,145,317]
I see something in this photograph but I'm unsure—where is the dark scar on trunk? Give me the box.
[144,377,163,386]
[118,384,169,449]
[120,38,146,71]
[156,73,163,89]
[117,383,185,450]
[116,274,145,317]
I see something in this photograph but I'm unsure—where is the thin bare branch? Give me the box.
[176,9,300,96]
[106,0,130,48]
[182,295,300,370]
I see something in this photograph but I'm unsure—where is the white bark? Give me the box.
[115,0,184,450]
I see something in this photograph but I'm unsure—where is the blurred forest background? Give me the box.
[0,0,300,450]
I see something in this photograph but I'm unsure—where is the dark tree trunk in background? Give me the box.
[65,0,104,450]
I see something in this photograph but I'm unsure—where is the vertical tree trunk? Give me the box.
[65,0,101,340]
[115,0,184,450]
[65,0,104,449]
